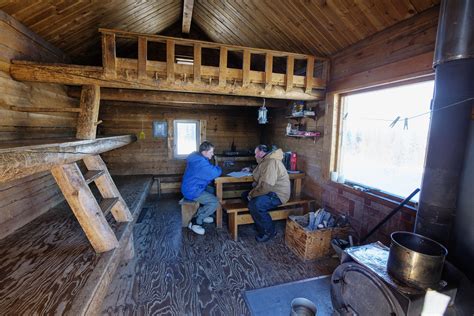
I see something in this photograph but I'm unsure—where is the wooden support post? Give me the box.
[138,36,147,80]
[242,49,251,87]
[83,155,133,222]
[219,46,227,87]
[193,43,201,83]
[265,53,273,91]
[166,39,175,82]
[286,55,294,91]
[305,56,315,93]
[76,85,101,140]
[51,163,118,253]
[102,33,116,78]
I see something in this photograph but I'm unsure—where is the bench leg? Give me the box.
[302,201,310,213]
[228,213,238,241]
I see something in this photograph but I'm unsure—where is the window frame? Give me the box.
[334,78,434,203]
[173,119,200,159]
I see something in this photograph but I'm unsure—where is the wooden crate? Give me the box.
[285,218,349,261]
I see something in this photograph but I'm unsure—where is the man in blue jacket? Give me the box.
[181,141,222,235]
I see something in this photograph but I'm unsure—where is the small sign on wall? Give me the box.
[152,121,168,138]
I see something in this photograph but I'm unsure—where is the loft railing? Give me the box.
[99,28,329,100]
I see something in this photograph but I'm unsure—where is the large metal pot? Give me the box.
[387,231,448,289]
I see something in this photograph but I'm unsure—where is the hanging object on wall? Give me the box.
[139,120,146,140]
[258,98,268,124]
[152,121,168,138]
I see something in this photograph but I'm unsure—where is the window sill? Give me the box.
[327,180,418,214]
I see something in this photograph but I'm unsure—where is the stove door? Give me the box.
[331,262,405,315]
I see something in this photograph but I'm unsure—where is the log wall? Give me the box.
[265,7,438,244]
[0,11,77,239]
[99,102,261,180]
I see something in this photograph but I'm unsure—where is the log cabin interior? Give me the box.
[0,0,473,315]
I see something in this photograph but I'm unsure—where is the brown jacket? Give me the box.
[248,149,291,203]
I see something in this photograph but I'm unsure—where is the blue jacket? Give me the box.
[181,152,222,200]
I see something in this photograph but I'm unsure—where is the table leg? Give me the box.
[294,179,302,198]
[216,182,223,228]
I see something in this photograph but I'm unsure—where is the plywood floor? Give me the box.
[0,176,152,315]
[101,195,339,315]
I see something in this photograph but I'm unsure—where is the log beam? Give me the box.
[67,87,287,107]
[0,135,136,184]
[182,0,194,34]
[76,85,101,140]
[11,61,325,100]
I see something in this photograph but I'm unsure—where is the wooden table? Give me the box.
[214,172,305,228]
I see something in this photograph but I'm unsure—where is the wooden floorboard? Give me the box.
[0,175,152,315]
[101,195,339,315]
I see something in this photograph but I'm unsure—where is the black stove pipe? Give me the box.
[414,0,474,246]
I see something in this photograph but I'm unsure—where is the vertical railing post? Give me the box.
[305,56,315,93]
[265,53,273,91]
[138,36,147,80]
[166,39,175,83]
[286,55,294,91]
[102,33,116,78]
[194,43,201,83]
[219,46,228,87]
[242,49,251,87]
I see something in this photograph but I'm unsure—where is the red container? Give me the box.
[290,152,297,171]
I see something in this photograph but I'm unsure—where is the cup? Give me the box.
[330,171,338,182]
[337,174,345,183]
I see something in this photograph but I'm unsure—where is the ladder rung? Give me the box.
[99,197,119,214]
[84,170,105,184]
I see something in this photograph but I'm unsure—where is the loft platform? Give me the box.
[0,175,152,315]
[10,29,329,101]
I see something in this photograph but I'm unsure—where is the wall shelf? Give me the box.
[285,115,316,120]
[286,132,322,143]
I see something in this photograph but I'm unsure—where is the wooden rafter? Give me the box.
[182,0,194,34]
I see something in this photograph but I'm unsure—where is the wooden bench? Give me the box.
[223,197,314,241]
[179,198,199,227]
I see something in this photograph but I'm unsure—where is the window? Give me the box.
[174,120,200,158]
[338,80,434,201]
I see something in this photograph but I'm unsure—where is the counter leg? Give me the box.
[294,179,302,198]
[216,182,223,228]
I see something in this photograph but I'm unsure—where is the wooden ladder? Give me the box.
[51,154,132,253]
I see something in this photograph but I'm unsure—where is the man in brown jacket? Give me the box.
[244,145,291,242]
